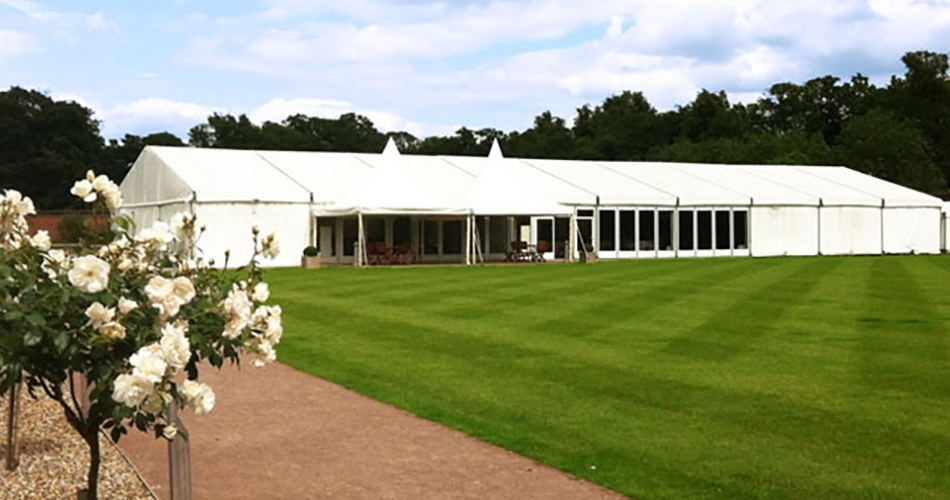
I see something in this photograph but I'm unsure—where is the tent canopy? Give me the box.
[123,146,941,214]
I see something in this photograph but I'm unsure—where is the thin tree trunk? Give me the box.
[4,381,22,471]
[78,427,101,500]
[168,401,192,500]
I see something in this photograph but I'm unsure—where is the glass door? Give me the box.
[531,216,554,260]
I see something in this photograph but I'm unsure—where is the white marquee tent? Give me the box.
[119,141,943,267]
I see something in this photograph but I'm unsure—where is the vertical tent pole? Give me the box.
[569,209,577,262]
[465,215,472,265]
[357,212,364,267]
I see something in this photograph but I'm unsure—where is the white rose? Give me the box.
[102,188,122,213]
[246,339,276,368]
[42,249,68,279]
[136,221,172,251]
[251,282,269,303]
[118,297,138,314]
[68,255,110,293]
[70,179,97,202]
[113,373,153,408]
[99,321,127,340]
[170,212,196,242]
[29,230,50,251]
[181,380,215,416]
[172,276,195,303]
[160,322,191,371]
[162,424,178,440]
[261,233,280,259]
[130,344,168,383]
[92,174,110,192]
[84,302,115,328]
[222,285,251,339]
[146,275,173,301]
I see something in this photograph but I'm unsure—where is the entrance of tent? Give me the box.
[529,216,570,260]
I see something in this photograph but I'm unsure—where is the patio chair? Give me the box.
[533,240,548,262]
[392,244,412,265]
[506,241,529,262]
[368,242,391,265]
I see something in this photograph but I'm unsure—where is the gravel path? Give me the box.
[0,390,154,500]
[119,362,626,500]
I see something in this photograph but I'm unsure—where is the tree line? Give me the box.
[2,51,949,209]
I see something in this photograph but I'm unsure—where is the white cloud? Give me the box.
[0,29,34,61]
[250,98,426,136]
[99,98,224,139]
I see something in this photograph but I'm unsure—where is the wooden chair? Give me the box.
[392,244,412,265]
[368,242,391,265]
[533,240,549,262]
[506,241,529,262]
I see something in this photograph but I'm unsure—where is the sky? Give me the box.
[2,0,950,141]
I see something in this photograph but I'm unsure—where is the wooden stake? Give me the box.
[167,401,192,500]
[5,381,22,471]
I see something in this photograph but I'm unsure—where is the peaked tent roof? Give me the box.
[123,146,313,204]
[122,146,941,215]
[463,156,572,216]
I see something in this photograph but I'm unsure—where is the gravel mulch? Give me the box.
[0,390,155,500]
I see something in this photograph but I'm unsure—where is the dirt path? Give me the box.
[118,362,625,500]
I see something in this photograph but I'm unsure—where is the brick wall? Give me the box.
[25,213,110,242]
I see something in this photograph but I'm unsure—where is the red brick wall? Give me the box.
[26,213,109,242]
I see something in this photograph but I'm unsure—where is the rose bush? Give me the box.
[0,171,282,499]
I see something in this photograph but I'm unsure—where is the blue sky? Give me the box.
[3,0,950,140]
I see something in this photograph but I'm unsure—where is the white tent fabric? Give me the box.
[521,159,676,206]
[605,162,751,206]
[120,145,943,266]
[463,157,572,216]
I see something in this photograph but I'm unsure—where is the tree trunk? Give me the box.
[4,381,22,471]
[78,426,101,500]
[168,401,192,500]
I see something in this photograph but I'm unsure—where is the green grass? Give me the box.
[264,256,950,500]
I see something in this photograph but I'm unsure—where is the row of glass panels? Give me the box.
[315,207,750,261]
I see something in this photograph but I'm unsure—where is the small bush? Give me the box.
[57,213,88,243]
[303,245,320,257]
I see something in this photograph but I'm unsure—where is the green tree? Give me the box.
[837,108,944,191]
[0,87,105,209]
[506,111,574,159]
[880,51,950,186]
[572,91,666,160]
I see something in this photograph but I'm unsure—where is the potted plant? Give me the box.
[302,245,321,268]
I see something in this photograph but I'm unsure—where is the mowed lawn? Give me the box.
[265,256,950,500]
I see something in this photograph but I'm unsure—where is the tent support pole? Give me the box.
[465,215,472,265]
[569,210,576,262]
[357,212,364,267]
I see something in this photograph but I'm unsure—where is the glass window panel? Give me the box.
[658,211,673,250]
[443,220,462,254]
[734,211,749,249]
[640,210,656,251]
[342,218,357,256]
[715,211,730,250]
[697,211,712,250]
[599,210,615,251]
[620,210,636,251]
[678,211,694,251]
[489,217,507,254]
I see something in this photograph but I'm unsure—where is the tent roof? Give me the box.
[520,159,677,206]
[737,165,882,207]
[126,146,312,203]
[794,166,941,208]
[605,162,751,206]
[123,146,940,213]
